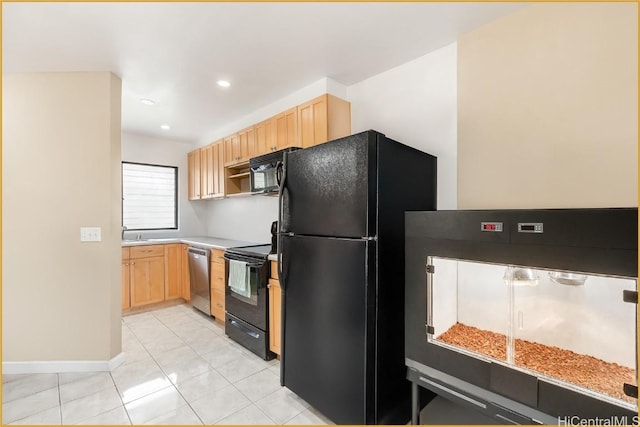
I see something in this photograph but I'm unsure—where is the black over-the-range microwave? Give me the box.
[249,147,300,194]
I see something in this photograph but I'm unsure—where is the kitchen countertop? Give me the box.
[267,254,278,261]
[122,236,263,250]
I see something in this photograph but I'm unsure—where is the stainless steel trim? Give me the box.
[517,222,543,233]
[426,256,434,340]
[188,246,211,315]
[418,376,487,409]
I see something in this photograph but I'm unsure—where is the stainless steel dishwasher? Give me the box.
[188,247,210,315]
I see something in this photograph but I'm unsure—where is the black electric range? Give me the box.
[223,243,275,360]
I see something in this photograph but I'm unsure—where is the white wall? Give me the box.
[3,72,122,368]
[457,3,637,209]
[348,43,458,210]
[122,132,208,238]
[205,196,279,244]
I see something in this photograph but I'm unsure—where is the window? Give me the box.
[122,162,178,230]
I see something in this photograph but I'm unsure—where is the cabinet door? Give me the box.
[181,244,190,301]
[164,244,182,300]
[224,134,240,166]
[210,249,226,322]
[211,140,225,197]
[274,107,298,150]
[200,144,215,199]
[238,127,256,163]
[187,149,201,200]
[122,260,130,310]
[254,118,274,155]
[269,278,281,355]
[130,256,165,306]
[298,94,328,148]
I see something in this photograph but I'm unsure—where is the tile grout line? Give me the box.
[57,373,62,425]
[121,308,209,425]
[149,308,208,425]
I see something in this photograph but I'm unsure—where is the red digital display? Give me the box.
[480,222,502,232]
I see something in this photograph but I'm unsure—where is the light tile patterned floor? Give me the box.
[2,304,334,425]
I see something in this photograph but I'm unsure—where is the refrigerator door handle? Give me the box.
[278,153,289,287]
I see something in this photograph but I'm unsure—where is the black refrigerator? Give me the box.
[278,130,437,424]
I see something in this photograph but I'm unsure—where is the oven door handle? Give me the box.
[223,255,265,268]
[229,319,260,339]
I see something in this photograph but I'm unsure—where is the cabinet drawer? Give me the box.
[211,269,226,292]
[270,261,278,280]
[211,249,225,264]
[211,263,225,279]
[210,289,225,320]
[130,245,165,258]
[122,247,130,260]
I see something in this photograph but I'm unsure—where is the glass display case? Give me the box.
[427,256,638,411]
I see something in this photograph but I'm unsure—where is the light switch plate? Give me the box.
[80,227,101,242]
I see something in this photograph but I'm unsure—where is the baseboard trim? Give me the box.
[2,352,126,374]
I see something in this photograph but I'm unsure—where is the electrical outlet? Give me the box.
[80,227,101,242]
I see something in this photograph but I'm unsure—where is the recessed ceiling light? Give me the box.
[217,80,231,88]
[160,124,171,130]
[140,98,156,106]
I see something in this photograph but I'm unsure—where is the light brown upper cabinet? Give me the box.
[224,128,255,167]
[297,94,351,149]
[274,108,298,151]
[187,94,350,199]
[200,144,214,199]
[212,140,225,197]
[187,149,201,200]
[238,126,256,163]
[223,133,240,166]
[200,140,225,199]
[254,118,274,155]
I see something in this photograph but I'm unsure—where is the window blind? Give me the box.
[122,162,177,230]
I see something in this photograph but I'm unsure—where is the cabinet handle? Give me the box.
[217,276,223,280]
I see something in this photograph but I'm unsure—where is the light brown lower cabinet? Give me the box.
[130,256,165,306]
[122,248,131,310]
[122,243,192,311]
[210,249,226,322]
[269,260,281,356]
[181,244,190,301]
[164,244,182,300]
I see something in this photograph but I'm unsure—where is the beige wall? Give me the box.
[2,72,122,362]
[458,3,637,209]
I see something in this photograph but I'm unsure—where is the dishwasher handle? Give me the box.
[188,247,209,257]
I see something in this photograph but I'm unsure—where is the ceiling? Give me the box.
[3,2,526,144]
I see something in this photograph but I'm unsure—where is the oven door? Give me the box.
[224,253,269,331]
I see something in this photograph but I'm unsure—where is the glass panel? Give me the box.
[122,162,177,230]
[428,256,637,410]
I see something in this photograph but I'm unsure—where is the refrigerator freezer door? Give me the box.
[281,234,375,424]
[280,131,377,238]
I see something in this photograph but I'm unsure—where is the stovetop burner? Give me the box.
[225,244,272,259]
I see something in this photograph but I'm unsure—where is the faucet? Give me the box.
[121,226,127,240]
